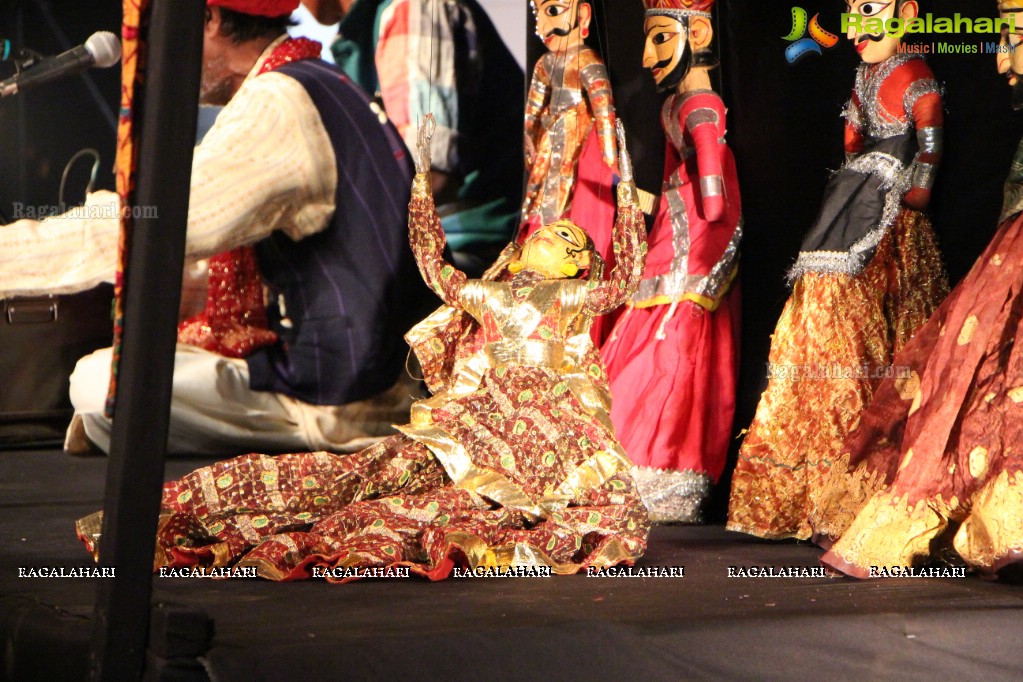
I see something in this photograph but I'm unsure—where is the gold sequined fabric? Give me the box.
[727,209,947,540]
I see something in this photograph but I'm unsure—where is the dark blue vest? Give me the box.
[246,59,424,406]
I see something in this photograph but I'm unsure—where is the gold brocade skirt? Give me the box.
[726,209,947,540]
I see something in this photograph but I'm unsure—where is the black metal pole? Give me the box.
[88,0,204,679]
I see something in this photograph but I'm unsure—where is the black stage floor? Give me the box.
[2,449,1022,681]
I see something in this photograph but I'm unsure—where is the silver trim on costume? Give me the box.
[694,218,741,301]
[664,156,692,289]
[788,229,887,280]
[903,79,941,121]
[845,151,904,186]
[631,466,711,524]
[544,51,584,116]
[645,9,712,22]
[855,52,920,139]
[662,91,686,152]
[663,93,694,300]
[916,126,943,156]
[700,175,724,198]
[911,161,938,190]
[842,100,864,131]
[686,106,720,130]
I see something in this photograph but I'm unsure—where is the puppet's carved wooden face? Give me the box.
[997,5,1023,83]
[512,220,593,279]
[532,0,591,53]
[845,0,918,64]
[643,14,688,88]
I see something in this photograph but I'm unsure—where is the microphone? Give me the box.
[0,31,121,97]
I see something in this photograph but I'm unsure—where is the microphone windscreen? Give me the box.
[84,31,121,68]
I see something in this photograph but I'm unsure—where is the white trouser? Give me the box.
[67,344,417,456]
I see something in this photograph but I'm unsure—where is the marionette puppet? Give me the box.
[520,0,618,238]
[727,0,949,540]
[78,118,651,581]
[598,0,741,524]
[810,1,1023,579]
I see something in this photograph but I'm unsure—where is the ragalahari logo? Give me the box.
[784,7,839,63]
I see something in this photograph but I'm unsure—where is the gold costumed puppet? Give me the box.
[600,0,742,523]
[810,1,1023,579]
[727,0,948,540]
[520,0,618,238]
[79,117,651,580]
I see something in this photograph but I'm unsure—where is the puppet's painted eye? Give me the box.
[857,2,892,18]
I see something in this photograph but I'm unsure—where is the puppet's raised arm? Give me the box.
[408,116,468,306]
[586,121,646,315]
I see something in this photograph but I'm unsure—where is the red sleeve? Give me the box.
[880,59,943,208]
[683,93,727,222]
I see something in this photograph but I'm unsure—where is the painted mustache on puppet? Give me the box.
[855,33,887,45]
[652,41,692,93]
[652,56,673,70]
[546,21,578,39]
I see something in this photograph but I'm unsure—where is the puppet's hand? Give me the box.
[615,119,633,184]
[702,193,724,222]
[903,186,931,211]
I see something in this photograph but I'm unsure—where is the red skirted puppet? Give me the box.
[601,0,742,523]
